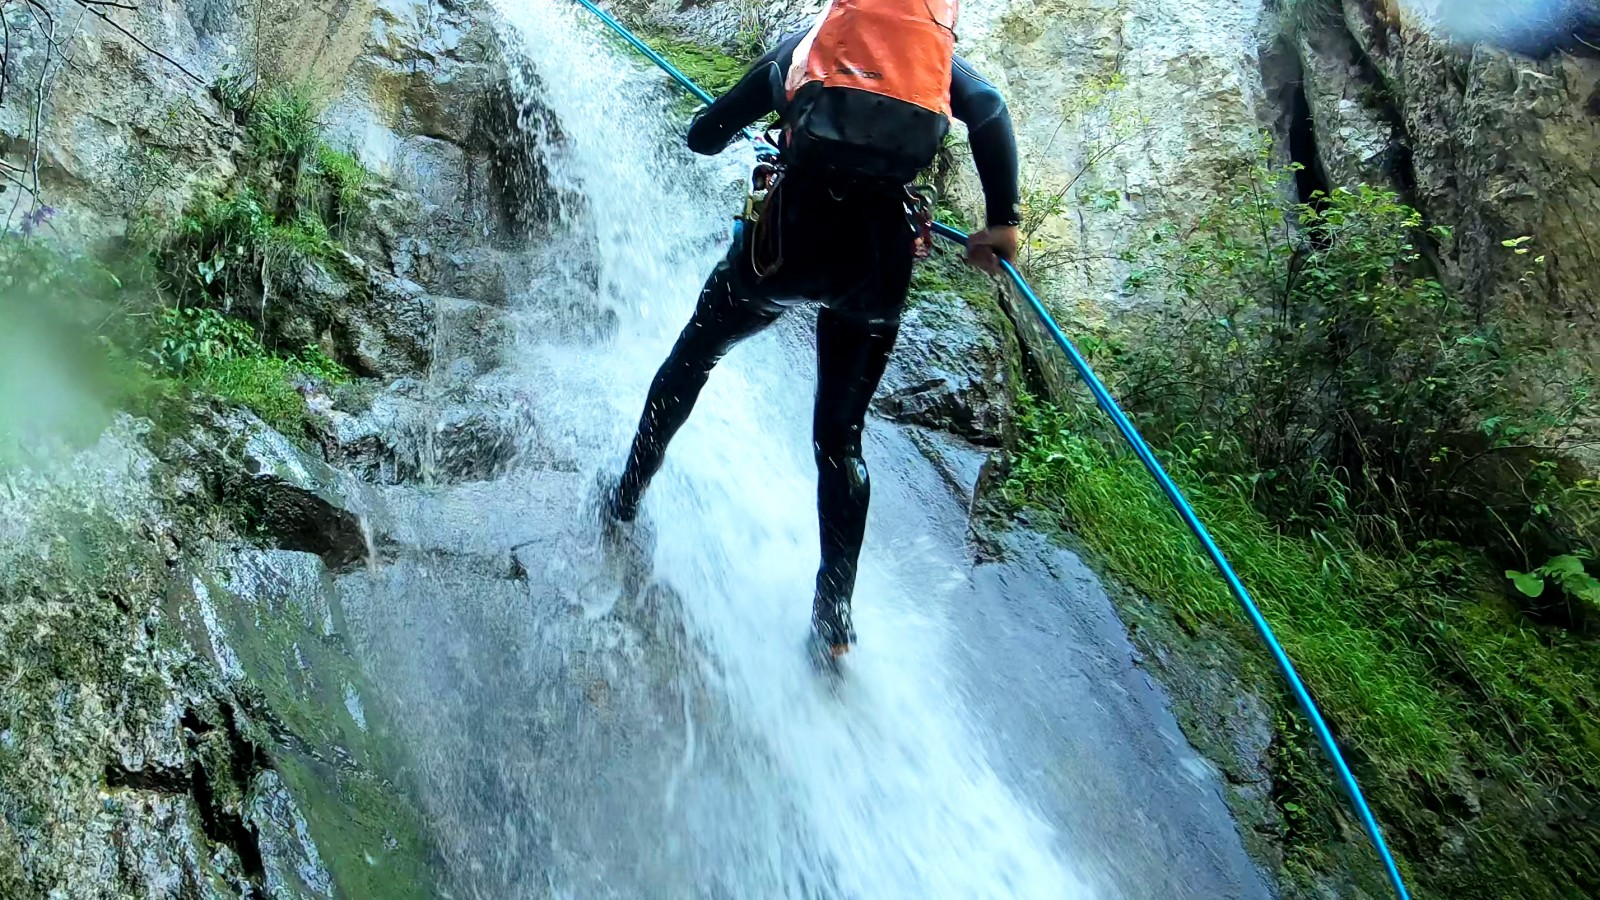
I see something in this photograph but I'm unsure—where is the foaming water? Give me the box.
[343,1,1094,897]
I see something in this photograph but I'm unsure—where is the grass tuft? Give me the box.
[246,82,322,164]
[313,144,369,222]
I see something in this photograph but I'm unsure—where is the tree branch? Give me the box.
[1,3,12,108]
[67,0,204,83]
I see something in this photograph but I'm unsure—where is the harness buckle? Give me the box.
[743,161,781,224]
[905,185,936,260]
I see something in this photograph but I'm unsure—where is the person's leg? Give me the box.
[610,260,782,521]
[811,307,901,652]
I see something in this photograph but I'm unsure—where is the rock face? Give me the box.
[0,418,436,899]
[0,0,548,891]
[323,0,571,299]
[953,0,1273,322]
[620,0,1275,327]
[1290,19,1401,191]
[1301,0,1600,342]
[0,0,403,247]
[877,250,1020,445]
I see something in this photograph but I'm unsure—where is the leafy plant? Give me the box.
[1113,147,1597,578]
[246,82,322,166]
[149,305,258,372]
[295,343,350,383]
[148,303,346,439]
[1507,553,1600,610]
[268,212,334,259]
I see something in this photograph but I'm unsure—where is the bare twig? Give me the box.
[68,0,203,82]
[0,164,30,194]
[1,2,12,108]
[6,0,53,231]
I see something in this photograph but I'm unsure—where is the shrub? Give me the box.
[1114,151,1597,594]
[1006,392,1600,899]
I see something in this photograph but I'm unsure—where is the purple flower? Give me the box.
[19,205,55,236]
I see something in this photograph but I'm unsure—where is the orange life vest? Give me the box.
[780,0,959,183]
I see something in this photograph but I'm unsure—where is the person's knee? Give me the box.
[812,419,860,462]
[813,429,868,495]
[657,330,727,388]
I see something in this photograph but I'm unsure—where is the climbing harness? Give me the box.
[568,3,1414,898]
[905,185,936,260]
[742,132,785,278]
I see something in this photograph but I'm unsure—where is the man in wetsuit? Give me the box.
[603,25,1022,658]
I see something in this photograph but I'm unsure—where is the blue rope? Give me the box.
[574,0,717,106]
[572,5,1413,898]
[932,228,1411,899]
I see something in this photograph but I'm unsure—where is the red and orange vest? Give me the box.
[781,0,960,182]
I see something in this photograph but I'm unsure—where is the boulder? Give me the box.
[329,376,550,484]
[877,250,1019,443]
[877,289,1014,444]
[183,407,372,567]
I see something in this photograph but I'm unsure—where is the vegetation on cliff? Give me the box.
[0,61,442,894]
[1009,153,1599,898]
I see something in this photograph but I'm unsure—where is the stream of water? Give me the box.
[336,4,1259,898]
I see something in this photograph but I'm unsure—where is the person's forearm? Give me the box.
[969,108,1021,228]
[686,43,790,155]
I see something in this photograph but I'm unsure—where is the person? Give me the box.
[603,6,1022,659]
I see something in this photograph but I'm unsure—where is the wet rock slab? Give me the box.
[327,376,555,485]
[877,288,1014,444]
[179,407,373,568]
[165,546,438,899]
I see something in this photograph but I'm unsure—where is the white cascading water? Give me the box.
[340,2,1102,897]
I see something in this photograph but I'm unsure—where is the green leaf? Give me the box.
[1506,570,1546,598]
[1539,555,1587,579]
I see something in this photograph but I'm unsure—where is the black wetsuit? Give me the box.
[613,33,1021,647]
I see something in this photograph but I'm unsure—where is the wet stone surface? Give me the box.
[877,287,1015,444]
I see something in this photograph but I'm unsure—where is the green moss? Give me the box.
[0,818,26,899]
[908,242,1010,337]
[645,33,747,96]
[0,494,176,892]
[627,28,767,120]
[182,560,438,897]
[191,355,309,437]
[276,754,437,900]
[910,242,991,303]
[1006,396,1600,898]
